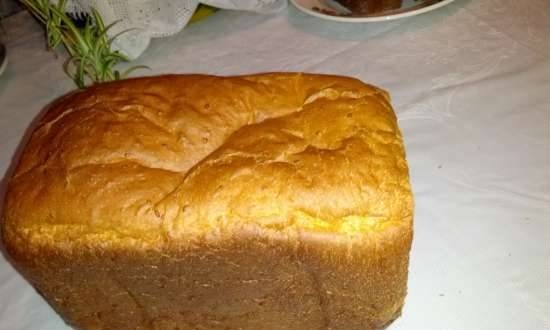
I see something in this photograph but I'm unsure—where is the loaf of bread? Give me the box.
[335,0,403,15]
[2,73,413,330]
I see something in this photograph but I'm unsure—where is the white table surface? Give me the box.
[1,1,549,329]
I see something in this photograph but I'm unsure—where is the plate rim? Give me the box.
[290,0,456,23]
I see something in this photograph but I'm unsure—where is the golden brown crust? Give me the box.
[2,73,413,330]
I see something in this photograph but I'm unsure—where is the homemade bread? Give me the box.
[2,73,413,330]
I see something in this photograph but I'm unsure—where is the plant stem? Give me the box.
[19,0,146,88]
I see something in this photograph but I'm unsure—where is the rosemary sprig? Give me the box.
[20,0,146,88]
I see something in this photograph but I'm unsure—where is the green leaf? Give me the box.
[120,65,150,78]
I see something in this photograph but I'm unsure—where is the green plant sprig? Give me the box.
[20,0,147,88]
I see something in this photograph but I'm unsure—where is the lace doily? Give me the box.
[63,0,288,59]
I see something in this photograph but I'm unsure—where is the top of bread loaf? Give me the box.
[3,73,412,251]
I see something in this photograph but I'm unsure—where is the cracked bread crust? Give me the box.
[2,73,413,330]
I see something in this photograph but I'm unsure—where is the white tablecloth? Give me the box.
[1,1,549,329]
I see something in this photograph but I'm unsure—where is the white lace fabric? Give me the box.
[63,0,288,59]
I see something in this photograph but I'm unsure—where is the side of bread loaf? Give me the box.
[2,73,413,330]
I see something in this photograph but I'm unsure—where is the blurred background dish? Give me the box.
[290,0,455,22]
